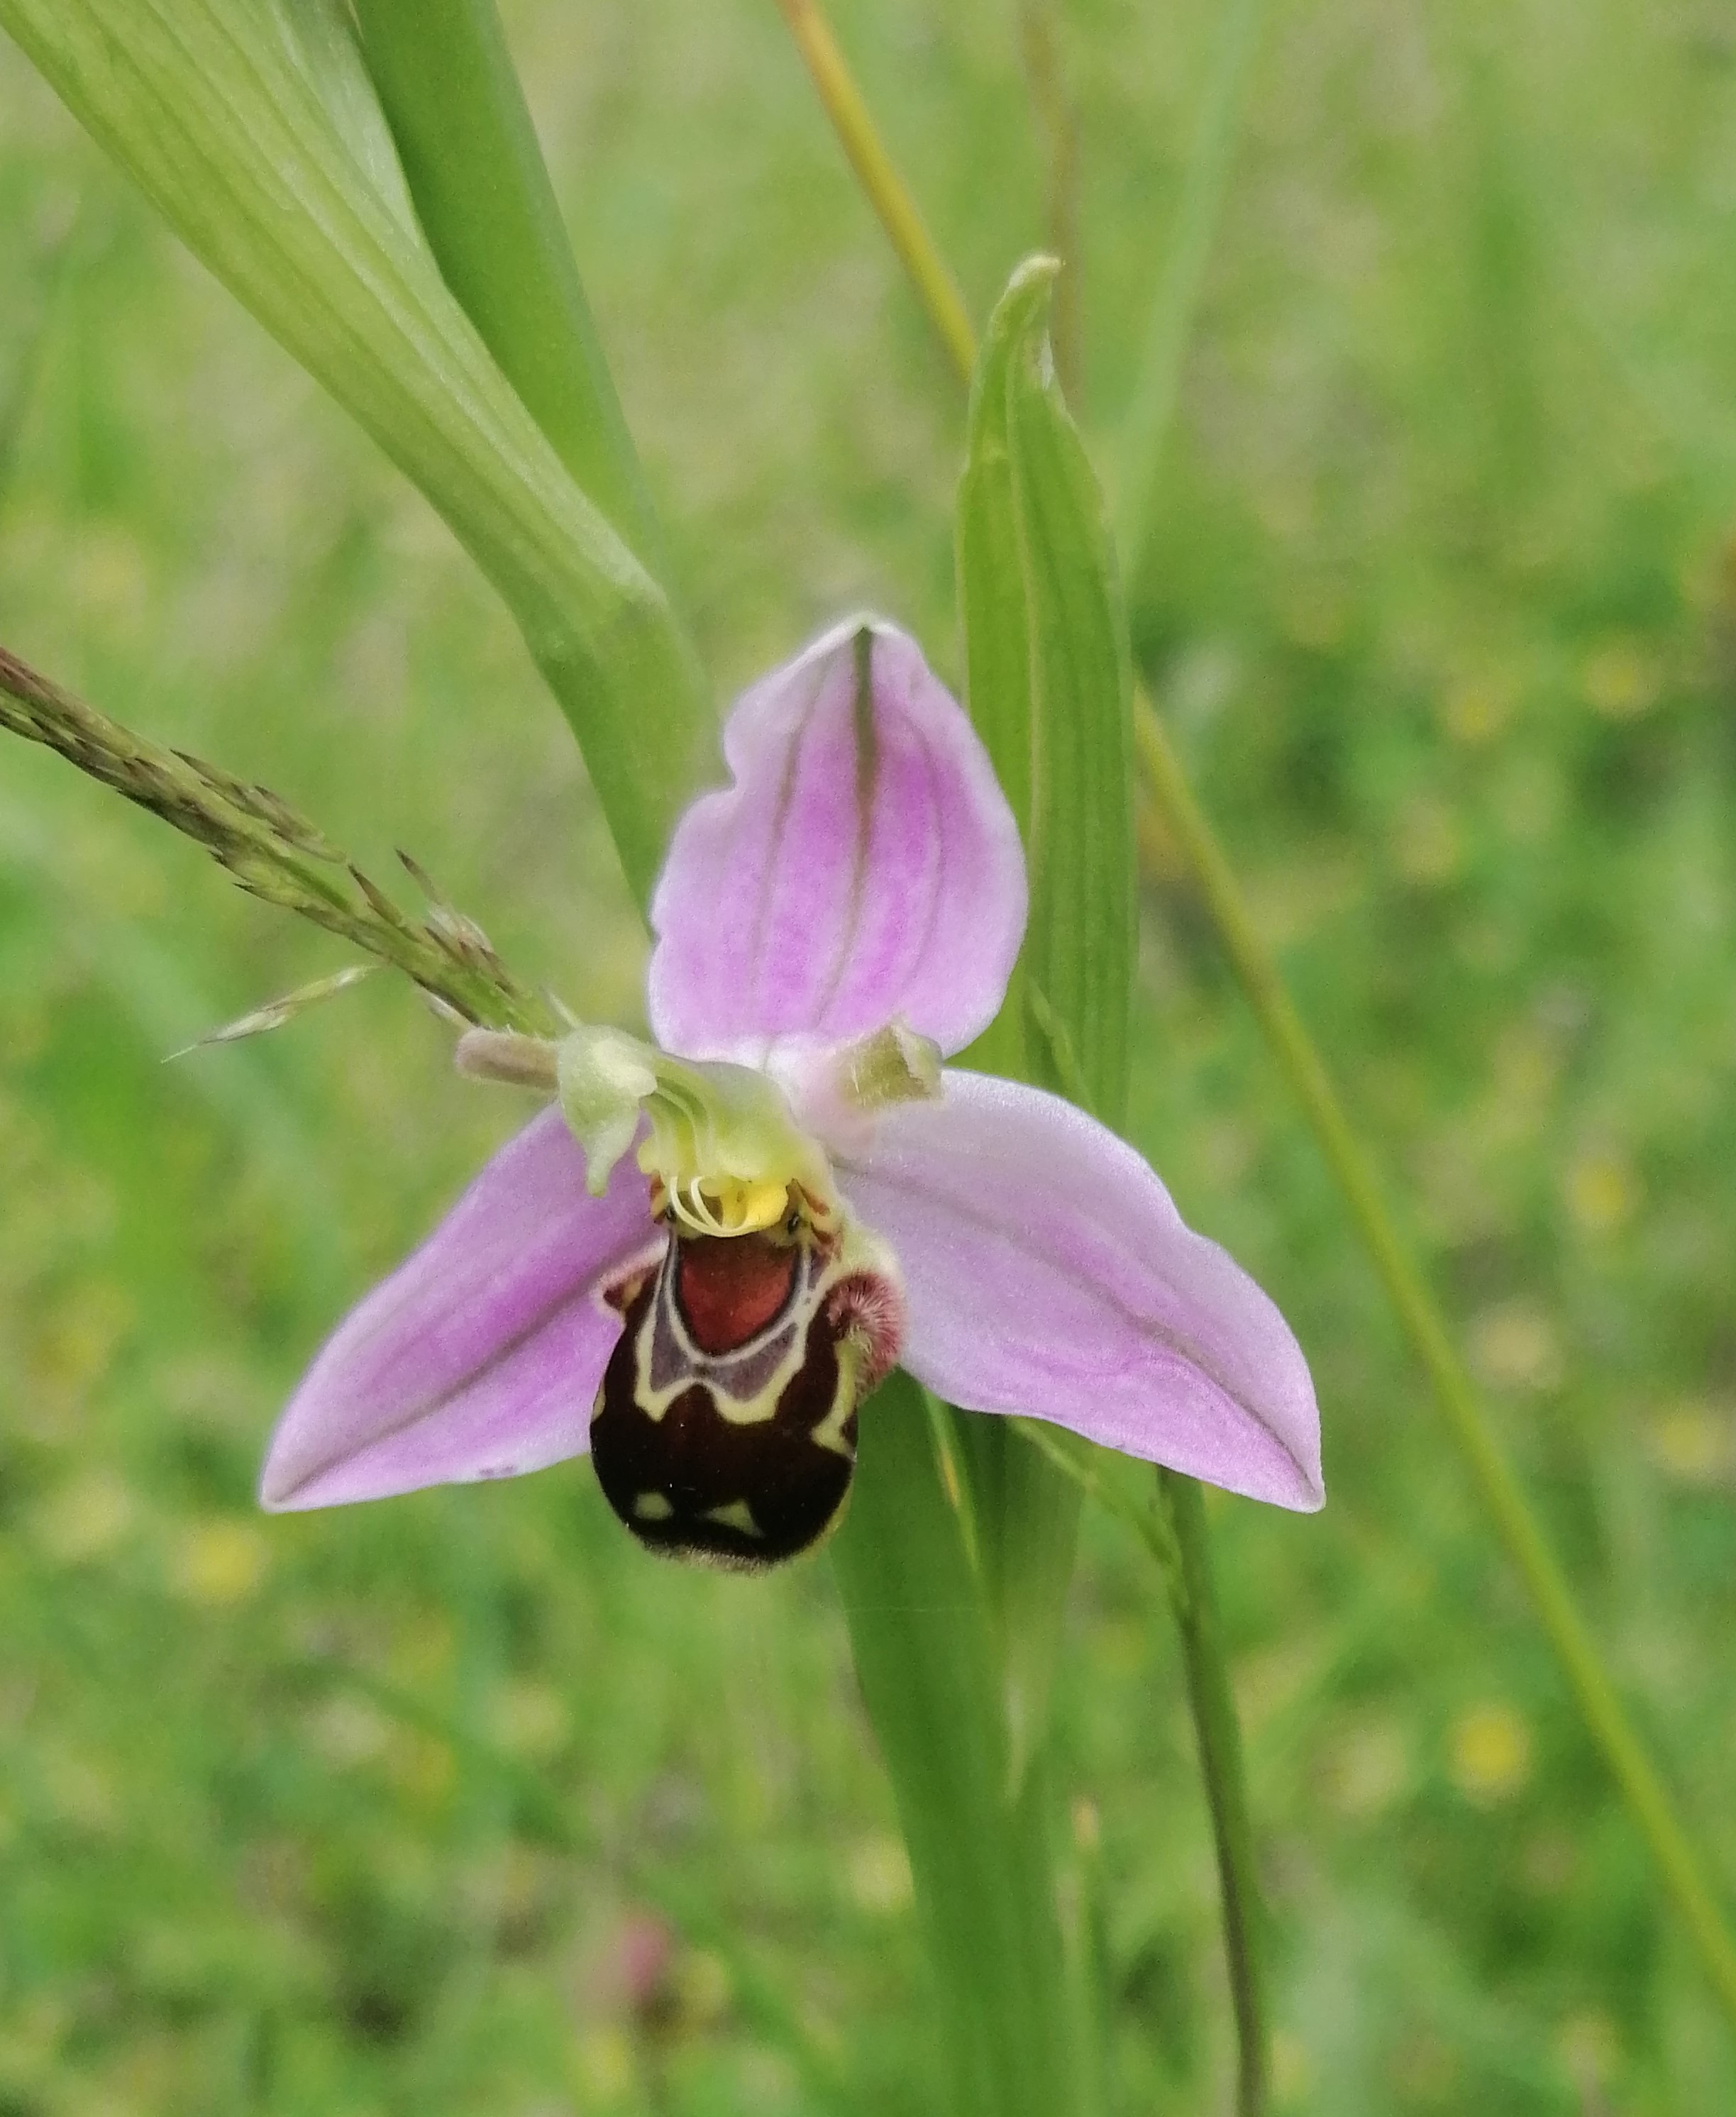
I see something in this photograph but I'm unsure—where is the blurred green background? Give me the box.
[2,1,1735,2111]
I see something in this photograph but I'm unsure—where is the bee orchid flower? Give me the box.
[261,619,1322,1564]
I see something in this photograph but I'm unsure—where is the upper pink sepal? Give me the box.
[646,617,1027,1063]
[837,1072,1324,1511]
[259,1107,660,1510]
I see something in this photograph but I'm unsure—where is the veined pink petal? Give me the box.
[260,1107,660,1510]
[646,617,1027,1061]
[837,1073,1323,1510]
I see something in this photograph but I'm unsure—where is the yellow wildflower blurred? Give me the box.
[1565,1149,1639,1237]
[1440,676,1513,747]
[1647,1400,1733,1488]
[169,1518,270,1605]
[31,1470,136,1564]
[1582,637,1660,721]
[1449,1701,1534,1805]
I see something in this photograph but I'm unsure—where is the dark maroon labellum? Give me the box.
[590,1221,900,1570]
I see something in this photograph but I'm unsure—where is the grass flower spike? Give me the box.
[262,618,1322,1557]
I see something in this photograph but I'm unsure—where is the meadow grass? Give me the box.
[1,1,1734,2110]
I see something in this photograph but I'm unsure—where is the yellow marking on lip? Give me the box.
[631,1246,811,1425]
[633,1492,675,1521]
[810,1362,858,1459]
[702,1499,763,1537]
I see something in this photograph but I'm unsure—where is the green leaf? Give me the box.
[958,256,1136,1127]
[1005,261,1137,1127]
[272,0,419,239]
[955,284,1034,1085]
[951,255,1139,1776]
[945,1405,1080,1791]
[957,289,1035,844]
[0,0,712,912]
[831,1375,1075,2117]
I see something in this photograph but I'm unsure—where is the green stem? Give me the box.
[771,0,978,386]
[1156,1471,1268,2117]
[348,0,670,582]
[831,1376,1076,2117]
[1012,1420,1268,2108]
[773,0,1736,2035]
[1135,711,1736,2025]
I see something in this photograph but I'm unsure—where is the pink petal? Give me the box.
[646,617,1027,1061]
[260,1107,660,1510]
[837,1073,1323,1510]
